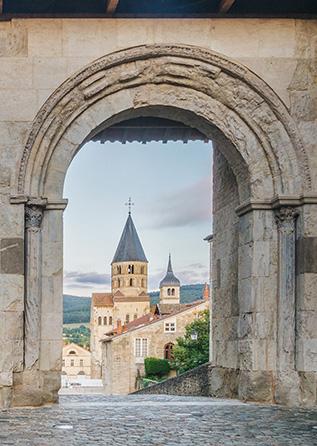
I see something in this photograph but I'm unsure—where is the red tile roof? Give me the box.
[92,293,113,307]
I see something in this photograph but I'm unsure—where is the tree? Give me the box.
[172,309,209,374]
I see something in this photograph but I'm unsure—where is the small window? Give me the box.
[70,359,74,367]
[164,342,174,360]
[98,316,102,326]
[80,359,84,368]
[171,288,175,296]
[130,278,133,287]
[126,314,130,324]
[135,338,148,357]
[128,264,134,274]
[167,288,171,296]
[103,316,107,325]
[117,265,121,274]
[141,266,145,274]
[69,350,76,355]
[134,314,138,320]
[78,371,85,375]
[109,316,113,325]
[164,321,176,333]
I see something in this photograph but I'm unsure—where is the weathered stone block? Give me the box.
[0,22,27,57]
[0,238,24,275]
[297,237,317,274]
[239,370,274,403]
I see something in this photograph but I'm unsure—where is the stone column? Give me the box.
[24,202,45,369]
[275,207,298,372]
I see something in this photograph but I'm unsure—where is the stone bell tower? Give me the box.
[111,199,148,298]
[159,254,181,304]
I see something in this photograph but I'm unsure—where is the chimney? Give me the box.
[117,319,123,334]
[203,282,209,300]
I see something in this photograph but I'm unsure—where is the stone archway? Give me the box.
[11,44,315,407]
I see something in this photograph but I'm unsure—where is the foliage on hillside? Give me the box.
[63,295,91,324]
[172,309,209,374]
[63,324,90,349]
[63,284,205,324]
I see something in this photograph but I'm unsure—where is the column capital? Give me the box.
[275,206,299,232]
[25,204,45,229]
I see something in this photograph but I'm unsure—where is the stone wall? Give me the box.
[136,363,211,397]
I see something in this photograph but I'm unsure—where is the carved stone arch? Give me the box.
[11,44,315,408]
[16,44,310,201]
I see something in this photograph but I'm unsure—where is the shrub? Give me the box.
[144,357,171,379]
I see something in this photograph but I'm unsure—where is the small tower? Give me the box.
[159,254,180,304]
[111,201,148,297]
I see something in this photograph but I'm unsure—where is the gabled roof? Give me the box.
[159,254,180,287]
[112,214,147,263]
[103,300,207,339]
[92,293,113,307]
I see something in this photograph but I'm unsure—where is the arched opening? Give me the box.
[164,343,174,361]
[15,44,309,407]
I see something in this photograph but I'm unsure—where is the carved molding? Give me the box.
[25,204,44,229]
[17,44,311,195]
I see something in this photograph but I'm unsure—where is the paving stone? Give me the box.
[1,395,317,445]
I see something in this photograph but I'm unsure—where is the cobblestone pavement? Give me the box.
[1,395,317,446]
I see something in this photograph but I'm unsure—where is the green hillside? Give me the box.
[63,284,205,324]
[63,294,91,324]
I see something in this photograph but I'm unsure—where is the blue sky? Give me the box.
[63,140,213,296]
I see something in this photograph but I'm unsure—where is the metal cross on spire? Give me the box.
[125,197,134,215]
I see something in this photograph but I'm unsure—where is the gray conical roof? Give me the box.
[112,214,147,263]
[159,254,180,287]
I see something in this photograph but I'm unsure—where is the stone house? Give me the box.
[62,343,91,378]
[102,297,209,395]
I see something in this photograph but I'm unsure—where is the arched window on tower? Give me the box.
[164,342,174,360]
[171,288,175,296]
[167,288,171,296]
[103,316,107,325]
[130,278,133,287]
[117,265,121,274]
[98,316,102,326]
[109,316,113,325]
[141,266,144,274]
[128,264,134,274]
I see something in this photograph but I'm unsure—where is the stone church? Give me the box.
[90,210,208,381]
[90,210,150,378]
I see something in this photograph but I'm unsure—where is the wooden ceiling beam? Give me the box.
[105,0,120,15]
[218,0,236,13]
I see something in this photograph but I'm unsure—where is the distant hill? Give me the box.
[63,284,205,324]
[63,295,91,324]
